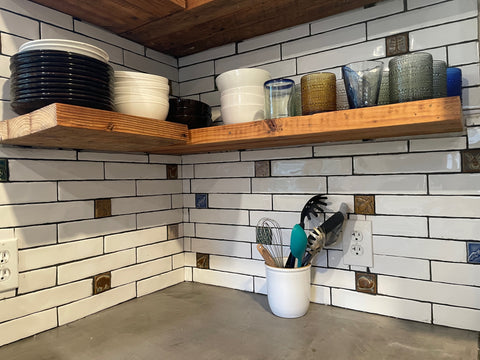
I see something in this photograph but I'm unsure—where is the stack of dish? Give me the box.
[113,71,170,120]
[167,98,211,129]
[216,68,271,124]
[10,39,113,115]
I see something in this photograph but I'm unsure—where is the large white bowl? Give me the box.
[221,92,264,107]
[216,68,271,92]
[114,93,169,103]
[114,87,170,97]
[221,85,265,97]
[114,71,168,84]
[221,104,265,124]
[115,100,169,120]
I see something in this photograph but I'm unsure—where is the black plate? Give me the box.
[166,113,212,129]
[12,91,113,104]
[11,87,112,102]
[12,82,112,98]
[11,67,112,83]
[12,76,113,90]
[11,61,113,78]
[11,71,112,86]
[11,97,114,115]
[12,79,112,93]
[11,50,109,68]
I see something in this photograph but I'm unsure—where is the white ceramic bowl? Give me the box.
[114,87,170,97]
[221,104,265,124]
[221,85,265,97]
[115,100,169,120]
[216,68,271,92]
[114,71,168,84]
[114,93,169,103]
[221,92,264,106]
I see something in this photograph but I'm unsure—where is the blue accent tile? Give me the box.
[0,159,8,182]
[195,193,208,209]
[467,242,480,264]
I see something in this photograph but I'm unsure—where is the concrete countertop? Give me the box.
[0,282,477,359]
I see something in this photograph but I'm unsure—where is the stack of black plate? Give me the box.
[167,98,212,129]
[10,49,114,115]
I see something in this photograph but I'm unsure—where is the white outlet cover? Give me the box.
[342,220,373,267]
[0,238,18,292]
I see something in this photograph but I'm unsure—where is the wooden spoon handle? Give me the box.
[256,244,276,267]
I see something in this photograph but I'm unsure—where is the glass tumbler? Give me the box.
[264,78,295,119]
[389,52,433,103]
[342,60,384,108]
[446,67,462,100]
[433,60,447,98]
[301,72,336,115]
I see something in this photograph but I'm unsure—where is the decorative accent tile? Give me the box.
[195,193,208,209]
[166,164,178,179]
[94,199,111,218]
[255,160,270,177]
[168,224,179,239]
[355,272,377,294]
[462,149,480,173]
[467,242,480,264]
[386,32,409,57]
[354,195,375,215]
[0,159,9,181]
[196,253,209,269]
[93,272,111,295]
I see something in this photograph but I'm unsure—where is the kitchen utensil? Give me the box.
[290,224,308,268]
[256,217,284,268]
[285,194,328,268]
[256,244,276,267]
[342,60,383,108]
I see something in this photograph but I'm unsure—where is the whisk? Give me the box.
[256,217,285,267]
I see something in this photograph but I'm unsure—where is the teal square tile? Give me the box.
[467,242,480,263]
[195,193,208,209]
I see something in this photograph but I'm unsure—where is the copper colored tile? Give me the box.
[196,253,209,269]
[0,159,8,182]
[462,149,480,172]
[354,195,375,215]
[95,199,111,218]
[355,272,377,294]
[386,32,409,57]
[167,164,178,179]
[93,272,111,295]
[255,160,270,177]
[168,224,179,239]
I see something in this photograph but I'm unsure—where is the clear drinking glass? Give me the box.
[264,78,295,119]
[342,60,384,108]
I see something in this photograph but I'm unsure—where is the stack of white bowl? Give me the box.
[216,68,271,124]
[113,71,170,120]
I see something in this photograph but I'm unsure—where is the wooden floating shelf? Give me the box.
[0,97,463,155]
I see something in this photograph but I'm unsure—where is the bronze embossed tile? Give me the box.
[354,195,375,215]
[255,160,270,177]
[166,164,178,179]
[355,272,377,294]
[0,159,8,182]
[168,224,179,239]
[93,272,111,295]
[196,253,209,269]
[95,199,111,218]
[462,149,480,172]
[386,32,409,57]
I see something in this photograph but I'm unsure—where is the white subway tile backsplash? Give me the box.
[137,180,183,195]
[409,137,466,152]
[179,61,214,82]
[252,177,326,194]
[199,91,220,107]
[328,249,349,270]
[332,288,431,323]
[1,0,72,29]
[0,182,56,204]
[173,253,184,269]
[192,238,251,258]
[58,283,136,326]
[370,215,428,237]
[195,223,255,242]
[123,51,178,81]
[467,126,480,148]
[137,239,183,262]
[149,154,182,164]
[112,258,172,287]
[9,160,103,181]
[311,267,355,289]
[459,64,480,86]
[190,208,249,225]
[0,8,39,39]
[215,46,281,74]
[137,268,184,296]
[105,226,167,253]
[238,24,309,53]
[407,0,444,10]
[78,151,148,163]
[179,76,215,96]
[433,304,480,332]
[314,140,408,157]
[256,59,297,79]
[194,162,254,178]
[328,175,427,194]
[106,163,166,180]
[208,194,271,210]
[193,268,253,292]
[432,262,480,286]
[372,254,430,280]
[0,146,76,160]
[18,267,56,294]
[429,174,480,195]
[241,146,312,161]
[271,158,351,176]
[179,43,236,67]
[145,48,177,68]
[15,224,56,249]
[1,33,28,56]
[191,178,251,193]
[183,152,240,164]
[210,255,265,277]
[448,42,479,66]
[59,180,135,200]
[430,218,480,241]
[19,237,103,271]
[58,214,135,243]
[311,285,331,305]
[112,195,172,215]
[354,152,461,174]
[463,86,480,109]
[137,209,183,229]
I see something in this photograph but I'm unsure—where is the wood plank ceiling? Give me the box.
[31,0,381,57]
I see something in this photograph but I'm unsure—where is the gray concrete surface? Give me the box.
[0,282,478,359]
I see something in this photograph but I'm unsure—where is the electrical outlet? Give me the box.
[0,238,18,292]
[342,220,373,267]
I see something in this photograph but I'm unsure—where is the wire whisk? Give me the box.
[256,217,284,267]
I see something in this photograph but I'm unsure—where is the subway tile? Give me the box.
[183,194,195,208]
[215,46,281,74]
[0,182,56,204]
[273,194,352,215]
[0,146,76,160]
[250,210,309,231]
[241,146,312,161]
[368,0,477,39]
[195,223,255,242]
[137,179,183,195]
[379,275,480,309]
[410,19,477,52]
[283,24,366,59]
[271,158,351,176]
[433,304,480,332]
[145,48,177,68]
[314,141,407,157]
[430,218,480,240]
[371,254,430,280]
[191,178,251,193]
[18,267,56,294]
[464,110,480,127]
[376,195,480,217]
[429,174,480,195]
[59,180,135,200]
[297,39,385,74]
[1,33,28,56]
[15,224,56,249]
[373,235,465,262]
[181,164,194,179]
[105,226,167,253]
[467,126,480,149]
[409,136,466,152]
[179,43,236,67]
[407,0,444,9]
[0,280,91,323]
[210,255,265,277]
[432,262,480,286]
[183,151,240,164]
[192,238,251,258]
[193,268,253,292]
[332,288,431,323]
[111,195,171,215]
[0,309,57,347]
[311,267,355,289]
[239,24,309,53]
[58,283,136,326]
[0,8,39,39]
[105,163,166,180]
[459,64,480,87]
[0,201,92,228]
[137,239,183,262]
[123,51,178,81]
[19,237,103,271]
[199,91,220,107]
[190,208,249,225]
[173,253,185,269]
[112,257,172,287]
[8,160,104,181]
[137,268,184,297]
[252,177,326,194]
[179,61,214,82]
[78,151,148,162]
[58,249,135,284]
[137,209,183,229]
[0,289,15,301]
[256,59,297,79]
[328,249,349,270]
[1,0,72,29]
[354,152,461,174]
[311,285,331,305]
[448,42,479,66]
[58,214,135,243]
[328,175,427,194]
[179,76,215,96]
[149,154,182,164]
[208,194,271,210]
[194,162,254,178]
[369,215,428,237]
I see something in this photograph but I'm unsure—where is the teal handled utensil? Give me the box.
[290,223,308,267]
